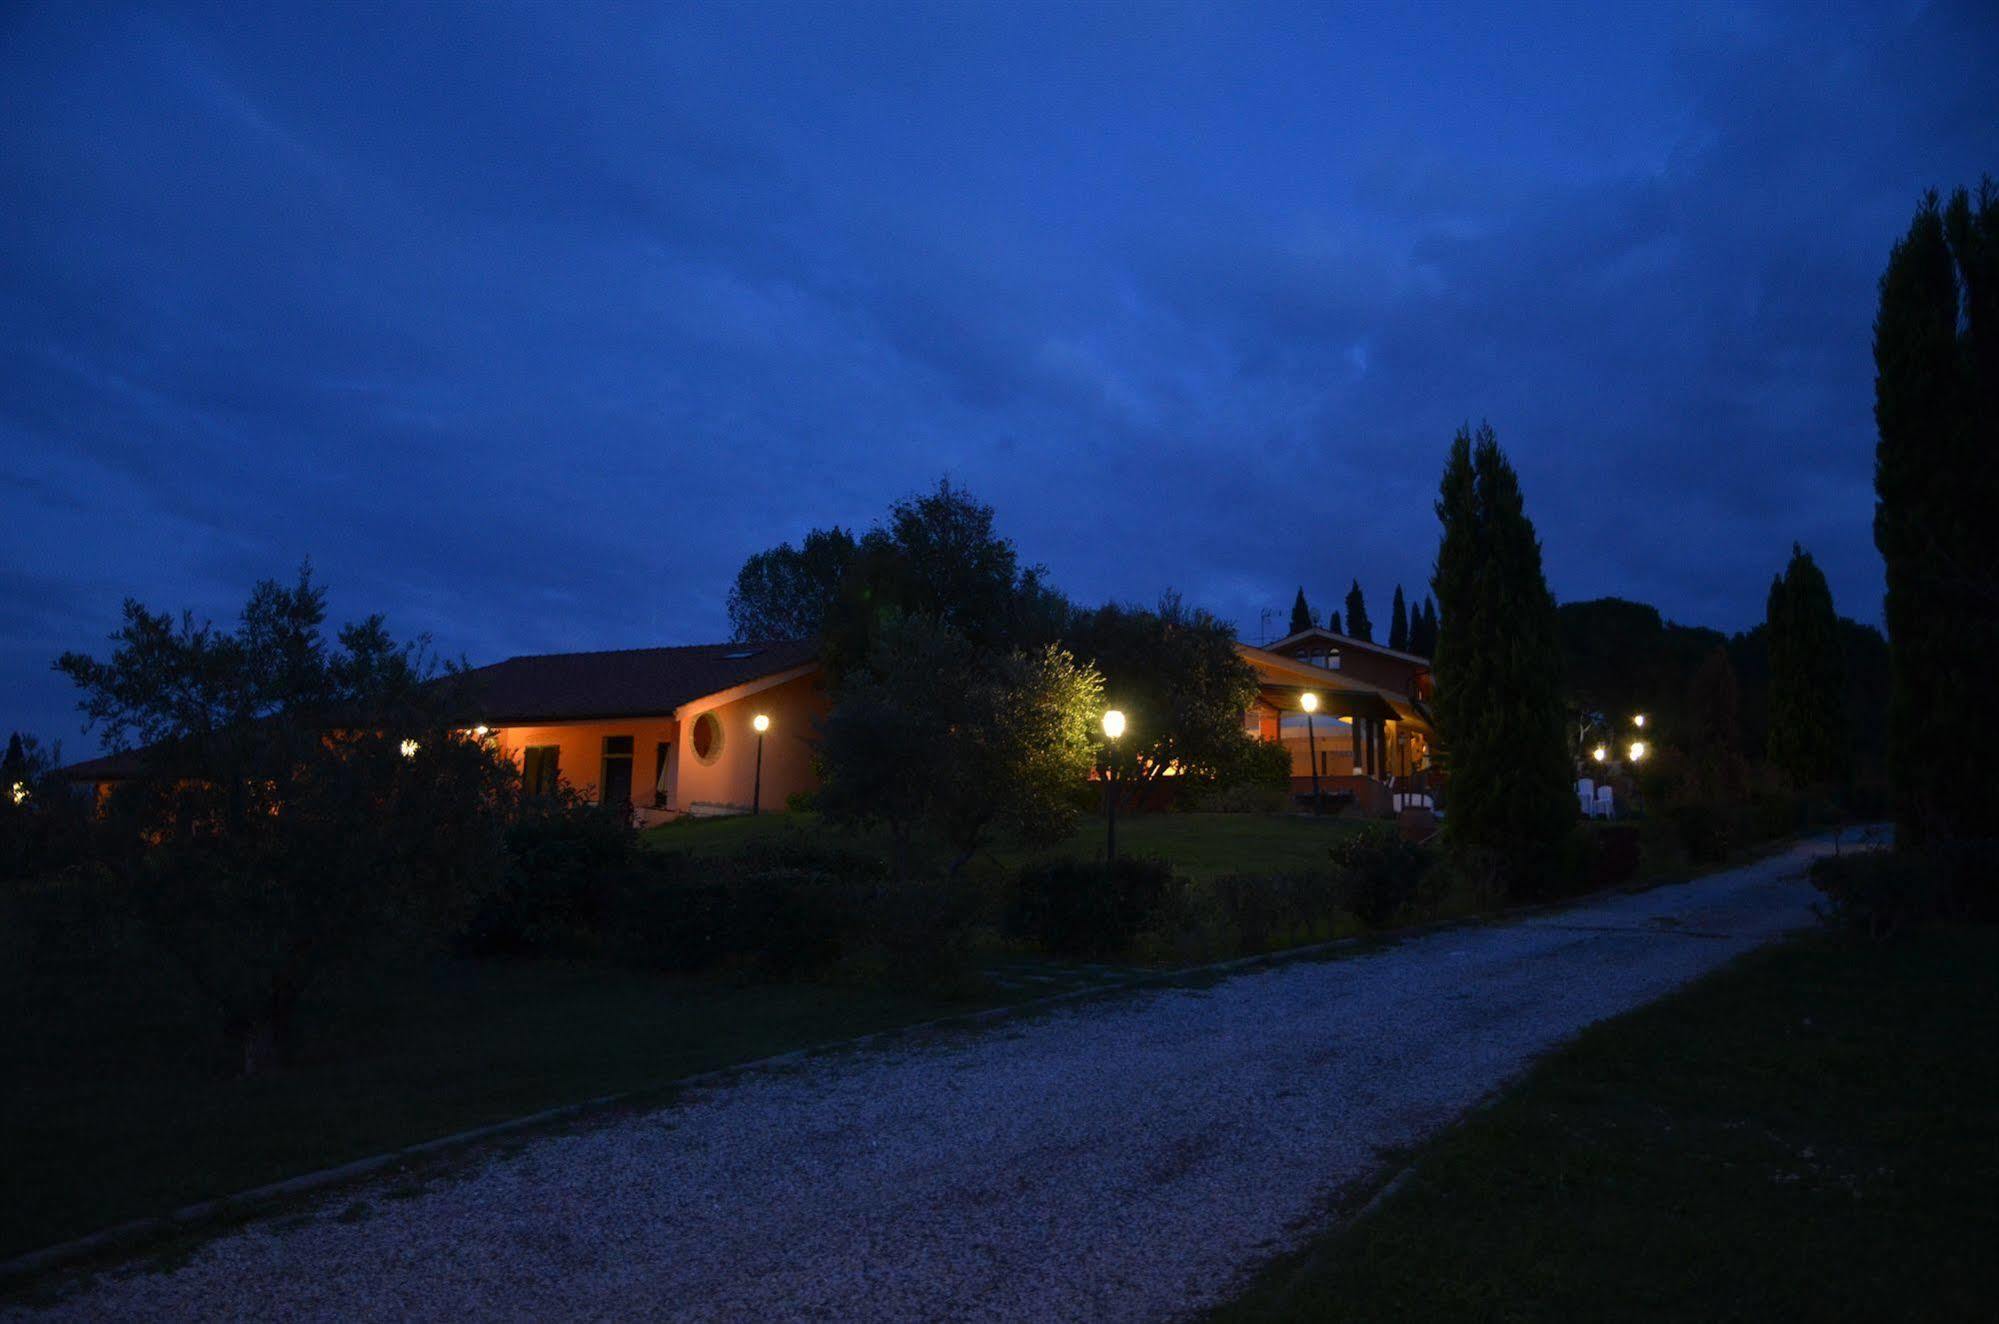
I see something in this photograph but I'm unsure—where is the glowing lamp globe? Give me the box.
[1102,709,1126,740]
[1591,745,1608,763]
[1300,692,1319,714]
[1628,740,1648,762]
[752,714,771,734]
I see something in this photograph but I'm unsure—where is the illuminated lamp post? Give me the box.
[751,713,771,814]
[1102,709,1126,863]
[1592,744,1609,765]
[1300,691,1322,814]
[1628,739,1648,763]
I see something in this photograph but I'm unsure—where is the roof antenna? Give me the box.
[1258,607,1273,645]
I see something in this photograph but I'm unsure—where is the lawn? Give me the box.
[1214,925,1999,1321]
[645,809,1370,881]
[0,906,996,1265]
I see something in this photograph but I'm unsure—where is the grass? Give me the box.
[645,809,1371,881]
[0,914,991,1264]
[1214,924,1999,1322]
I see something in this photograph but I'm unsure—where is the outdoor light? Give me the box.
[1592,745,1608,763]
[750,714,770,813]
[1102,709,1126,740]
[1633,713,1647,729]
[9,781,26,806]
[399,738,420,759]
[1300,693,1323,812]
[472,725,490,739]
[1100,709,1127,861]
[1628,740,1648,762]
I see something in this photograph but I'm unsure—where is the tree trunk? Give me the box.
[237,979,299,1077]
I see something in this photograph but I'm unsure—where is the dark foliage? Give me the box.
[1343,579,1372,642]
[1009,855,1173,957]
[1431,424,1575,897]
[53,569,518,1074]
[1329,822,1436,927]
[725,526,859,643]
[1765,544,1848,789]
[1408,596,1438,658]
[1387,585,1409,652]
[1289,587,1314,635]
[1873,182,1999,856]
[1809,848,1955,938]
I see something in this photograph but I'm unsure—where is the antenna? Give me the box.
[1258,607,1273,645]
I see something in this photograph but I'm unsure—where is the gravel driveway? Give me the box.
[14,836,1844,1322]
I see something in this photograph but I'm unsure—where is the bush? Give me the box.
[461,793,638,957]
[1330,824,1437,927]
[1584,824,1642,888]
[1809,849,1950,938]
[1010,856,1173,957]
[1186,780,1288,814]
[1667,800,1735,865]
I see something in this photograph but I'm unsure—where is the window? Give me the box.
[522,745,560,796]
[722,648,760,660]
[692,711,724,764]
[601,735,634,808]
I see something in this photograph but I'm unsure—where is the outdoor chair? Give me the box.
[1594,784,1616,819]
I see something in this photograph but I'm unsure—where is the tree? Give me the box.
[1406,596,1436,657]
[1684,646,1750,804]
[1765,544,1848,790]
[725,526,858,641]
[1388,586,1409,652]
[1874,182,1999,852]
[1430,424,1574,895]
[1288,587,1315,635]
[821,480,1052,681]
[1066,593,1264,804]
[1344,580,1372,642]
[55,568,517,1073]
[816,613,1100,878]
[0,730,87,881]
[1326,608,1342,635]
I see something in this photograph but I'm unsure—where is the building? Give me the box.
[63,626,1435,822]
[463,640,826,823]
[1237,627,1437,815]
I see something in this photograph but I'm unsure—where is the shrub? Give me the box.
[1330,824,1437,927]
[1809,849,1950,938]
[1667,800,1734,865]
[1010,856,1173,957]
[461,793,637,957]
[1187,780,1288,814]
[1585,824,1642,888]
[783,788,821,814]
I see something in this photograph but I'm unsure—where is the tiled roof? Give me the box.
[458,639,820,724]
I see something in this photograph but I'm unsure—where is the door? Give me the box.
[600,735,634,808]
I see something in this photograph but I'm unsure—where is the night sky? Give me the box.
[4,2,1995,756]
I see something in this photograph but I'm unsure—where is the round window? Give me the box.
[692,712,724,765]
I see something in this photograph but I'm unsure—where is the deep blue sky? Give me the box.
[4,2,1995,756]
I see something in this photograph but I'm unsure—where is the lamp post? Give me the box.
[1301,691,1322,814]
[1101,709,1125,863]
[751,713,770,814]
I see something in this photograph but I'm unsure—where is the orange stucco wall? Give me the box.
[669,671,828,814]
[490,669,830,819]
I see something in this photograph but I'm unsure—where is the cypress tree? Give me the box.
[1765,544,1847,790]
[1288,587,1315,636]
[1873,182,1999,850]
[1430,423,1574,896]
[1408,597,1438,657]
[1344,580,1372,642]
[1388,586,1409,652]
[1326,608,1342,635]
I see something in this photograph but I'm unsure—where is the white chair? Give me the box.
[1594,784,1615,819]
[1577,789,1595,818]
[1576,777,1596,798]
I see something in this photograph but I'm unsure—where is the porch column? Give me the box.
[1349,716,1363,774]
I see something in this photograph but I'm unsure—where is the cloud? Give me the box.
[3,0,1994,751]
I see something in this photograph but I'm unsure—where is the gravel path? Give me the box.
[14,837,1843,1322]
